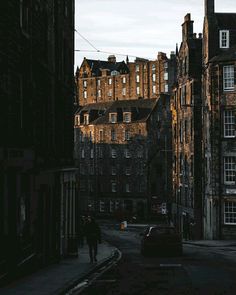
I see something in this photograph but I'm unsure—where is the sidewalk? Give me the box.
[0,242,117,295]
[183,240,236,248]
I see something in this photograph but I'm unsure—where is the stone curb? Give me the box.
[57,246,121,295]
[183,241,236,248]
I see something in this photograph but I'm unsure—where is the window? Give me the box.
[111,182,117,192]
[108,78,112,85]
[152,64,156,72]
[89,131,93,142]
[122,88,126,96]
[136,86,140,95]
[111,129,116,141]
[224,201,236,224]
[74,115,80,126]
[84,114,89,125]
[124,130,130,141]
[109,113,117,123]
[220,30,229,48]
[97,79,101,87]
[111,166,117,175]
[124,149,131,158]
[165,84,169,93]
[125,183,130,192]
[90,148,94,158]
[99,130,104,142]
[109,201,115,212]
[137,149,143,158]
[80,132,84,143]
[108,89,112,97]
[136,75,140,83]
[164,72,168,80]
[125,166,131,175]
[164,62,168,69]
[83,90,87,99]
[83,80,87,87]
[111,149,117,158]
[123,112,131,123]
[99,201,105,212]
[122,77,126,84]
[98,89,101,98]
[152,85,156,94]
[81,149,85,158]
[98,147,103,158]
[224,110,235,137]
[152,74,156,82]
[89,165,94,175]
[224,157,235,184]
[135,64,140,72]
[223,65,234,91]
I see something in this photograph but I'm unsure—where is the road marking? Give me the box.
[159,264,182,267]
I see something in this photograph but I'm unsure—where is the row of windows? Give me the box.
[79,181,146,193]
[80,165,142,176]
[80,148,143,159]
[83,77,127,88]
[75,112,132,126]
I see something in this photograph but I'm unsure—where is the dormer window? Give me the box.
[123,112,131,123]
[74,115,80,126]
[109,113,117,123]
[220,30,229,48]
[84,114,89,125]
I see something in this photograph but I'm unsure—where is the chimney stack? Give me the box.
[205,0,214,16]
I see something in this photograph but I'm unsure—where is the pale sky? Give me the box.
[74,0,236,70]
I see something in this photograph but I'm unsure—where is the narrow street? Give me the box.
[79,223,236,295]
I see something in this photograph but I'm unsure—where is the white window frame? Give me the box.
[111,166,117,175]
[122,87,126,96]
[108,89,112,97]
[109,201,114,212]
[83,90,87,99]
[83,80,87,88]
[152,74,156,82]
[84,114,89,125]
[122,77,126,84]
[164,72,168,81]
[124,129,130,141]
[152,85,156,94]
[152,64,156,72]
[111,129,116,141]
[99,201,105,212]
[136,86,140,95]
[111,182,117,192]
[97,79,101,87]
[136,75,140,83]
[220,30,229,49]
[125,183,130,192]
[164,84,169,93]
[224,201,236,225]
[224,157,235,184]
[98,89,101,98]
[111,148,117,158]
[109,113,117,123]
[123,112,131,123]
[124,149,131,158]
[224,110,235,138]
[223,65,234,91]
[108,78,112,85]
[125,166,131,175]
[90,148,94,158]
[74,115,80,126]
[135,64,140,72]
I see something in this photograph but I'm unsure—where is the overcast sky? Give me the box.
[74,0,236,69]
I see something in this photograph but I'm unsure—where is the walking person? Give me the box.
[84,216,101,263]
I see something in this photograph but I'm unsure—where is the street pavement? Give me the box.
[0,242,118,295]
[1,222,236,295]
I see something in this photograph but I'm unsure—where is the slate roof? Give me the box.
[76,99,158,125]
[209,45,236,63]
[85,59,129,76]
[215,13,236,30]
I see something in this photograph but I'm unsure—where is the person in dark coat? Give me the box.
[84,216,101,263]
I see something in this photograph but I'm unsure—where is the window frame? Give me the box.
[224,110,235,138]
[220,30,229,49]
[109,113,117,123]
[224,156,235,184]
[224,201,236,225]
[223,65,234,91]
[123,112,131,123]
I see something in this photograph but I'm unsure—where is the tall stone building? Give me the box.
[0,0,76,284]
[171,14,203,239]
[202,0,236,239]
[75,53,176,106]
[74,98,165,219]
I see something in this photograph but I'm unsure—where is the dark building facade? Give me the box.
[74,97,171,219]
[171,14,203,239]
[202,0,236,239]
[0,0,76,284]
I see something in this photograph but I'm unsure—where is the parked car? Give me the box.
[140,225,182,256]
